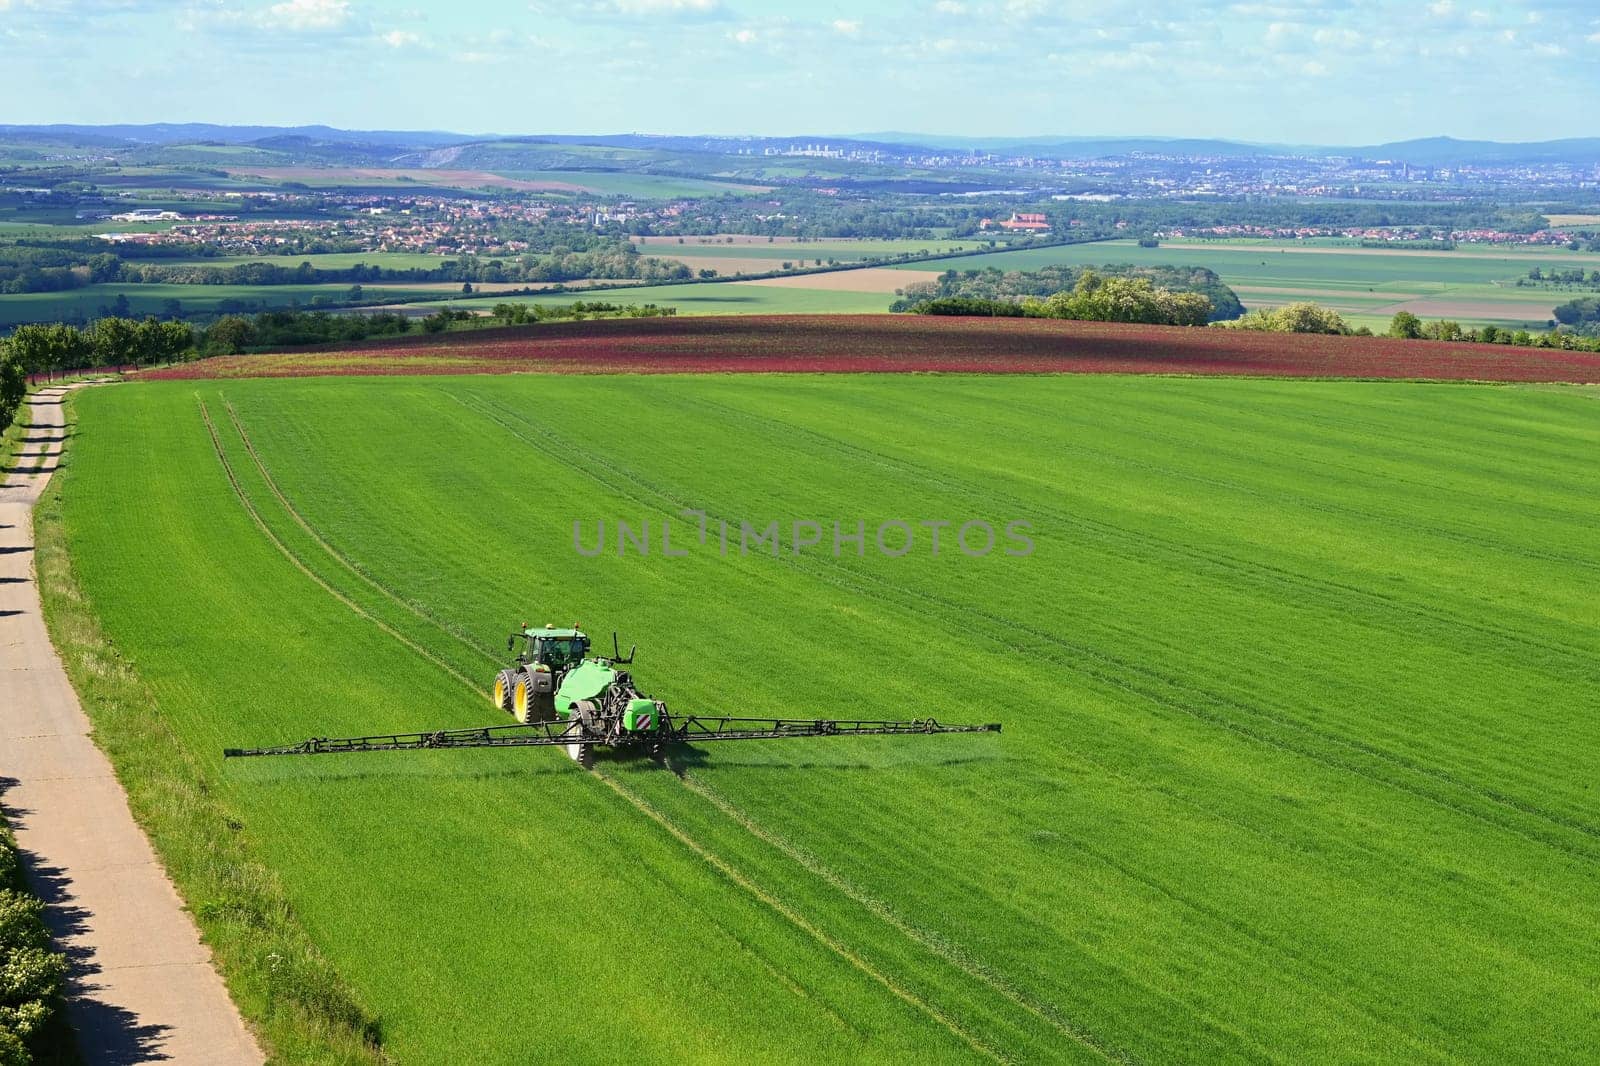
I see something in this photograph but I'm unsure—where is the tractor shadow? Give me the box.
[0,777,175,1063]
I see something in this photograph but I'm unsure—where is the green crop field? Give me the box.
[155,251,461,271]
[498,170,770,198]
[636,239,985,261]
[439,280,896,316]
[0,282,448,327]
[907,238,1591,330]
[51,373,1600,1063]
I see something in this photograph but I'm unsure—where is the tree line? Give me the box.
[891,264,1243,321]
[1518,267,1600,290]
[0,239,695,296]
[1552,297,1600,334]
[907,270,1215,328]
[1227,303,1600,350]
[3,317,194,380]
[0,299,698,389]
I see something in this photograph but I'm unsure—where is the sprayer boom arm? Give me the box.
[223,714,1000,759]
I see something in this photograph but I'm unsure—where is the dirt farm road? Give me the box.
[1,387,262,1064]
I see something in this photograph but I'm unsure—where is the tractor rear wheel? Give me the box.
[493,669,518,715]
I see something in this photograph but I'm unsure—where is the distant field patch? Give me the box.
[636,235,810,246]
[740,268,943,293]
[500,170,772,197]
[646,257,816,277]
[1545,214,1600,227]
[0,282,445,327]
[433,281,893,317]
[634,237,982,258]
[1374,297,1559,323]
[159,252,456,271]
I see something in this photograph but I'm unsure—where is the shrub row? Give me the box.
[0,819,69,1066]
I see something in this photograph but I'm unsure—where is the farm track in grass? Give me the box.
[198,397,482,691]
[142,314,1600,383]
[219,398,496,664]
[54,374,1600,1063]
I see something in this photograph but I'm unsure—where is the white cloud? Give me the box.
[1302,59,1329,75]
[933,0,967,12]
[728,27,756,43]
[1312,27,1361,47]
[832,18,860,35]
[263,0,350,31]
[1427,0,1454,15]
[380,29,419,47]
[574,0,724,16]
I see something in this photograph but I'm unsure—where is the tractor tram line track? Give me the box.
[594,775,1014,1065]
[220,398,498,668]
[204,395,1051,1063]
[672,768,1148,1064]
[461,390,1600,862]
[198,396,480,693]
[676,762,1461,1066]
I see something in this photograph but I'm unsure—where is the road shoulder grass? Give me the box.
[1,389,29,473]
[33,389,385,1066]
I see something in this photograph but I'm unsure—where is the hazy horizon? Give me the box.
[8,122,1596,151]
[5,1,1597,144]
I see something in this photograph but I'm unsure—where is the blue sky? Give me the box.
[4,0,1597,143]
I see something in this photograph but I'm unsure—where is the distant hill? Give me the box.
[1354,136,1600,166]
[0,123,490,148]
[4,124,1599,168]
[861,131,1600,166]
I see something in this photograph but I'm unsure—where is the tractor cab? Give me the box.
[514,625,591,672]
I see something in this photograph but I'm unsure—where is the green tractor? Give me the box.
[493,623,662,768]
